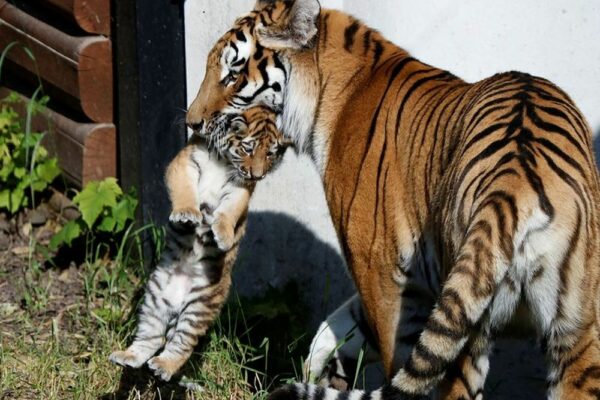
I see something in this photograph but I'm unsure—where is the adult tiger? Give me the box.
[186,0,600,398]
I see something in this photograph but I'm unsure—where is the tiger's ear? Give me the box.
[279,136,295,149]
[254,0,273,10]
[256,0,320,50]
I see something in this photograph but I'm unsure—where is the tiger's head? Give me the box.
[186,0,321,147]
[217,106,293,182]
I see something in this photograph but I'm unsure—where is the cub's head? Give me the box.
[218,106,293,181]
[186,0,321,138]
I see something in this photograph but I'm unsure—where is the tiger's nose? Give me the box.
[186,119,204,132]
[249,170,266,181]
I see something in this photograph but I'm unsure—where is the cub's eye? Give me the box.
[221,72,238,87]
[230,120,247,135]
[266,147,278,158]
[241,141,255,154]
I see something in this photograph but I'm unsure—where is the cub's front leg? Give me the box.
[165,142,204,225]
[204,185,251,252]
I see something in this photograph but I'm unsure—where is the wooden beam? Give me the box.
[44,111,116,185]
[0,0,112,123]
[44,0,111,35]
[0,88,116,187]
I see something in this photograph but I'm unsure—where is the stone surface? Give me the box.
[28,205,50,226]
[0,213,9,232]
[0,232,9,251]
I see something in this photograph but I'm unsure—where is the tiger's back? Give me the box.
[442,71,600,399]
[326,50,600,397]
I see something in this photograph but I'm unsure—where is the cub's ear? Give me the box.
[256,0,320,50]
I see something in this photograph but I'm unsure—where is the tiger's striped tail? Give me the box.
[268,383,426,400]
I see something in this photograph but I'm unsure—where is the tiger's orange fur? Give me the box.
[186,1,600,398]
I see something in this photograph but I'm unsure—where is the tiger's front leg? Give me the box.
[304,294,381,388]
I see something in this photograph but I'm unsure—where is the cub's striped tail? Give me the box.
[268,383,426,400]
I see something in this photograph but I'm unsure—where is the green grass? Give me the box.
[0,224,279,400]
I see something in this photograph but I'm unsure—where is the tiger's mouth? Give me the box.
[201,112,242,155]
[204,113,234,139]
[237,168,266,182]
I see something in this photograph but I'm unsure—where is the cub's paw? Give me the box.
[109,349,148,369]
[147,355,184,382]
[169,207,203,225]
[199,203,215,225]
[211,219,235,252]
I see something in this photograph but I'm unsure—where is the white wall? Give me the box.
[184,1,600,320]
[341,0,600,134]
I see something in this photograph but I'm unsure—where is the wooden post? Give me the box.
[112,1,187,238]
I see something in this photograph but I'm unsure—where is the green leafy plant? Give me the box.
[0,93,60,213]
[50,177,138,251]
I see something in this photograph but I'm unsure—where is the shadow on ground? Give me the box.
[98,367,187,400]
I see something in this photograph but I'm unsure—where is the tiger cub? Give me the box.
[109,106,291,381]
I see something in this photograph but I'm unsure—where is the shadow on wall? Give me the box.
[233,211,355,330]
[234,214,550,397]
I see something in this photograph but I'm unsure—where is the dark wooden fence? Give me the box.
[0,0,114,186]
[0,0,188,230]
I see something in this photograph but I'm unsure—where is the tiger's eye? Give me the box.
[230,120,247,135]
[242,141,255,153]
[222,72,238,86]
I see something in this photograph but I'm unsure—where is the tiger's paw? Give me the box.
[169,207,203,226]
[147,355,185,382]
[211,218,235,252]
[109,348,148,369]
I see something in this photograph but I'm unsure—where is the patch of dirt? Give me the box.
[0,200,85,339]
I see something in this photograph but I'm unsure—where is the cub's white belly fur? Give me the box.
[164,274,193,312]
[190,145,230,209]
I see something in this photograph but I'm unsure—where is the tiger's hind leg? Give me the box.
[514,202,600,399]
[546,325,600,400]
[148,277,232,381]
[385,199,517,398]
